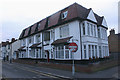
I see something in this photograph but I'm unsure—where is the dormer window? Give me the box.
[48,20,50,25]
[61,11,68,19]
[38,23,41,28]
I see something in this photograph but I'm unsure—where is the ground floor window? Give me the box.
[88,45,91,58]
[92,45,94,57]
[55,45,71,59]
[84,45,87,59]
[30,49,35,58]
[56,46,64,58]
[20,51,26,58]
[95,45,97,58]
[99,46,102,58]
[88,45,98,59]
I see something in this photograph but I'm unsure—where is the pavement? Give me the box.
[2,61,120,80]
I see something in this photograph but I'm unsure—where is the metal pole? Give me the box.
[72,51,75,78]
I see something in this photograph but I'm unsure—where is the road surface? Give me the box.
[2,61,119,80]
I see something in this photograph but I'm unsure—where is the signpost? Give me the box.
[69,42,78,78]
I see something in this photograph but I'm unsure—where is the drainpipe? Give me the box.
[79,22,83,60]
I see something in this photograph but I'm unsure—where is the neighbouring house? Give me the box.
[19,3,109,61]
[108,29,120,53]
[0,38,20,61]
[7,38,19,60]
[0,41,10,61]
[11,39,20,59]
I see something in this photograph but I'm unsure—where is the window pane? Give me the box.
[60,25,69,38]
[83,23,85,35]
[87,23,90,35]
[92,45,94,57]
[84,45,86,58]
[94,25,96,37]
[89,45,91,58]
[44,31,50,41]
[91,24,93,36]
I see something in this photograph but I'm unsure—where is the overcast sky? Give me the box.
[0,0,119,42]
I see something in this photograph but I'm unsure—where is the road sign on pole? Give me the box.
[69,42,78,78]
[69,42,78,52]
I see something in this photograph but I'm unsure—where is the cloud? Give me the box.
[0,0,119,41]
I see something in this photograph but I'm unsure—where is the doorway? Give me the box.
[45,50,49,62]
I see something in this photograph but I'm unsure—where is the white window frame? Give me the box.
[60,24,69,38]
[98,27,100,38]
[91,24,93,36]
[99,46,102,58]
[61,11,68,19]
[83,23,85,35]
[88,45,91,58]
[84,45,87,59]
[87,23,90,36]
[36,34,41,43]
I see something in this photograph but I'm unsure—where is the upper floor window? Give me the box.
[87,23,90,35]
[61,11,68,19]
[82,23,85,35]
[105,29,107,39]
[44,31,50,41]
[51,30,54,40]
[91,24,93,36]
[60,25,69,38]
[36,34,41,43]
[98,28,100,38]
[38,23,41,29]
[94,25,96,37]
[29,37,31,44]
[23,39,26,46]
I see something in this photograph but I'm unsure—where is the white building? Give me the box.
[19,3,109,60]
[0,41,10,61]
[11,40,21,59]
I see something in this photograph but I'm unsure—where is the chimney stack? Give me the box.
[11,38,16,42]
[110,29,115,35]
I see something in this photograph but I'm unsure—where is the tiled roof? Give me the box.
[30,23,37,35]
[37,18,47,32]
[48,11,61,27]
[1,42,9,47]
[19,3,105,39]
[94,13,103,25]
[24,28,30,37]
